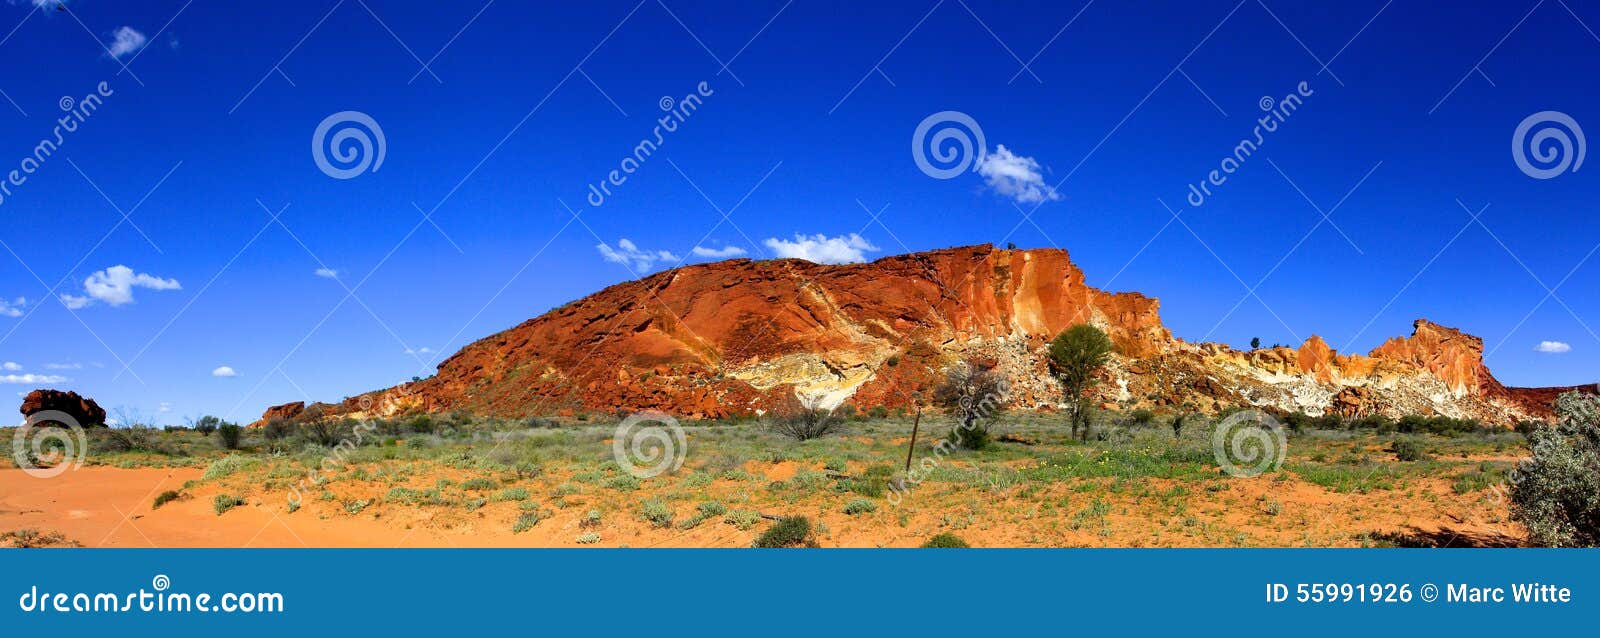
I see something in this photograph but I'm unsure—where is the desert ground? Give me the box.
[1,411,1529,548]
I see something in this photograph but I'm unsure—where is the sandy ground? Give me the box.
[0,463,1523,548]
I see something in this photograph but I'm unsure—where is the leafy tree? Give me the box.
[216,422,243,450]
[192,415,219,437]
[1250,337,1261,350]
[1511,392,1600,547]
[1048,324,1114,441]
[931,360,1009,450]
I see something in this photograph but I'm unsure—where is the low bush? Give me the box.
[723,509,761,530]
[920,532,970,548]
[639,498,673,528]
[153,490,181,509]
[752,516,816,548]
[843,498,877,515]
[768,400,844,442]
[212,494,244,515]
[512,511,541,533]
[1512,393,1600,547]
[1389,438,1429,462]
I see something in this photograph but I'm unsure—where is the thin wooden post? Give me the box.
[903,406,922,473]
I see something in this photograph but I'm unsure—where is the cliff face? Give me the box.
[275,245,1584,426]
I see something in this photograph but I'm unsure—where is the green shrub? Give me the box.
[920,532,970,548]
[581,509,603,528]
[212,494,244,515]
[153,490,181,509]
[1129,409,1155,427]
[753,516,816,548]
[723,509,761,530]
[461,477,498,491]
[868,406,889,419]
[639,498,673,528]
[604,474,642,491]
[576,532,601,544]
[512,511,541,533]
[696,501,728,517]
[1389,438,1428,462]
[344,499,372,514]
[203,455,257,480]
[216,423,243,450]
[1511,393,1600,547]
[193,415,220,436]
[842,498,877,515]
[491,487,529,502]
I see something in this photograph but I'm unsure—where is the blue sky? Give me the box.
[1,0,1597,424]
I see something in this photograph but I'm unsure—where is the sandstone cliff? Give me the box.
[269,245,1585,426]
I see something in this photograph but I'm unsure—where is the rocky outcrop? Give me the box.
[1369,320,1503,398]
[260,401,306,422]
[270,244,1587,427]
[19,389,106,427]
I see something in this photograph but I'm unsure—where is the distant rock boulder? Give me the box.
[19,389,107,427]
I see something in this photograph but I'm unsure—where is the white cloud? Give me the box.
[211,365,238,378]
[62,265,181,309]
[404,347,434,355]
[314,267,339,279]
[2,362,19,371]
[0,373,67,384]
[43,362,81,370]
[975,145,1061,204]
[596,238,680,272]
[106,26,148,60]
[0,297,24,317]
[158,402,172,413]
[691,245,748,259]
[1534,341,1572,354]
[764,233,879,264]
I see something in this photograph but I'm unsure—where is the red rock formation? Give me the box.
[1368,319,1505,398]
[265,245,1586,425]
[259,401,306,422]
[1296,335,1338,383]
[19,389,106,427]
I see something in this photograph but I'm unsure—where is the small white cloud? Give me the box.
[764,233,879,264]
[2,362,20,371]
[691,245,748,259]
[1534,341,1572,354]
[158,402,172,413]
[596,238,681,272]
[43,362,81,370]
[404,347,434,355]
[314,267,339,279]
[975,145,1061,204]
[0,297,24,317]
[106,26,148,60]
[211,365,238,378]
[63,265,181,309]
[0,373,67,384]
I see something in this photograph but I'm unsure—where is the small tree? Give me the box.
[931,360,1009,450]
[216,422,243,450]
[193,415,220,437]
[1250,337,1261,350]
[1048,324,1114,441]
[1511,392,1600,547]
